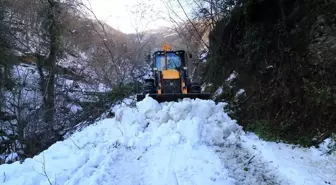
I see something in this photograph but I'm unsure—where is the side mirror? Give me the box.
[189,53,192,58]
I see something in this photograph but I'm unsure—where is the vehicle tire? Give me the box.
[143,79,156,94]
[188,82,201,93]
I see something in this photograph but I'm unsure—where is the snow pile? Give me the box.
[0,97,260,185]
[0,97,335,185]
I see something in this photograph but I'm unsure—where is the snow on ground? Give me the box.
[0,97,335,185]
[235,89,245,97]
[3,64,42,118]
[242,133,336,185]
[213,86,223,98]
[226,71,238,82]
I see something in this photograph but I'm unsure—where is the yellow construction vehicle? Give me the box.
[136,44,211,102]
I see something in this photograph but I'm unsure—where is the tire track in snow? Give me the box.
[166,146,179,185]
[213,140,291,185]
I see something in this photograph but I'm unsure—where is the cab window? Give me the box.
[155,55,165,70]
[166,53,181,69]
[155,53,181,70]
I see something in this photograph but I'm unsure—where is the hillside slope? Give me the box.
[0,97,335,185]
[203,0,336,146]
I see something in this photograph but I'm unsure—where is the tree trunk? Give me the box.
[44,0,60,126]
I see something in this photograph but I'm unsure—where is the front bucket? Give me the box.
[136,93,211,103]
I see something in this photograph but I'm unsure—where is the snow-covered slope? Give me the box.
[0,97,335,185]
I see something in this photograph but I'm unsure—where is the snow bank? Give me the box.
[0,97,335,185]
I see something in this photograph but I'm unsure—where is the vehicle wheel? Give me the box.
[188,82,201,93]
[143,79,156,94]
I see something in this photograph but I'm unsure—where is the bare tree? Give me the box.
[0,0,107,163]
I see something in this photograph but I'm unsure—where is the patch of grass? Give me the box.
[245,120,316,146]
[295,136,313,147]
[246,120,280,142]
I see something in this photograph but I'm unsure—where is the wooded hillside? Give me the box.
[0,0,152,164]
[203,0,336,146]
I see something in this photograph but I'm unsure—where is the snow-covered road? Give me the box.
[0,97,335,185]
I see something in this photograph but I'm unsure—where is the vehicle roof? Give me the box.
[153,50,185,54]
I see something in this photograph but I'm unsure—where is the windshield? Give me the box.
[155,53,182,70]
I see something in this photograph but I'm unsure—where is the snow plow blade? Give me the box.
[136,93,211,103]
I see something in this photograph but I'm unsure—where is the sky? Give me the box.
[87,0,173,34]
[86,0,193,34]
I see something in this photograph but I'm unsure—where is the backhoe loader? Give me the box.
[136,44,211,102]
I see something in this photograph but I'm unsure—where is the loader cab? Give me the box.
[147,50,189,95]
[153,50,186,71]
